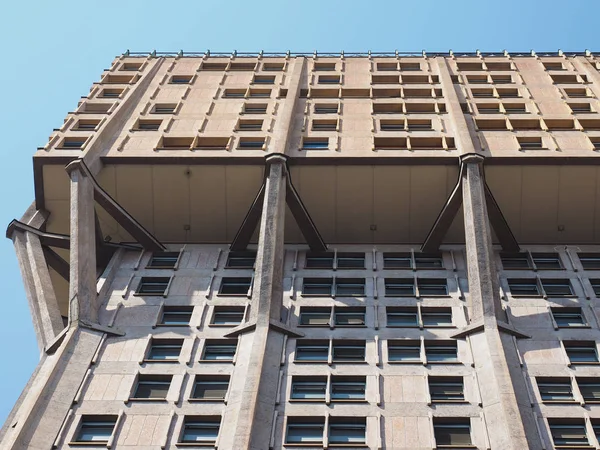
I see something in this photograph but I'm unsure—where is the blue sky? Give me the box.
[0,0,599,424]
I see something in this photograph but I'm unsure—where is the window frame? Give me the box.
[72,415,118,444]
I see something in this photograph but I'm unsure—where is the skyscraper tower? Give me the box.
[3,50,600,450]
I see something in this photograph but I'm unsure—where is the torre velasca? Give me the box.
[4,50,600,450]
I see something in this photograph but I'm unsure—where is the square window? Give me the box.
[329,417,366,445]
[433,418,472,446]
[552,307,586,327]
[542,279,573,296]
[302,278,333,296]
[387,307,419,327]
[330,377,366,401]
[286,418,324,444]
[99,88,123,98]
[564,341,598,364]
[147,251,179,268]
[334,308,365,326]
[226,251,256,268]
[74,119,100,131]
[170,75,193,84]
[425,341,458,363]
[237,119,263,131]
[159,306,193,326]
[136,119,162,131]
[429,377,464,402]
[422,308,453,327]
[211,307,245,326]
[335,278,365,297]
[507,279,540,296]
[299,308,331,326]
[132,375,171,400]
[388,340,421,362]
[579,253,600,269]
[578,380,600,402]
[385,278,415,297]
[202,340,237,361]
[548,420,588,447]
[302,138,329,150]
[253,75,275,84]
[332,341,365,362]
[180,417,221,444]
[536,378,573,402]
[192,376,229,401]
[219,277,251,296]
[136,277,170,295]
[146,339,183,361]
[74,416,117,443]
[121,62,142,71]
[295,340,329,362]
[290,377,327,400]
[238,137,265,149]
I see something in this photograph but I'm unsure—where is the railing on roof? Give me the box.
[121,50,599,58]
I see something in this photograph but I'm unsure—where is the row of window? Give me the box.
[476,116,599,131]
[142,337,600,366]
[138,250,600,271]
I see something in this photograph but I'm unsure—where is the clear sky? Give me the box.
[0,0,599,424]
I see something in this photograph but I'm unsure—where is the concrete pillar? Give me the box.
[66,163,98,325]
[460,153,544,449]
[227,154,289,450]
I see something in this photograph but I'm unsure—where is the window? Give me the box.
[501,253,530,269]
[136,119,162,131]
[334,307,365,326]
[211,306,244,326]
[253,75,275,84]
[385,278,415,296]
[477,103,501,114]
[546,119,576,130]
[314,103,339,114]
[403,74,430,84]
[476,118,507,130]
[386,307,452,327]
[295,340,329,362]
[565,88,590,98]
[243,103,267,114]
[433,418,472,447]
[507,279,540,296]
[305,252,365,269]
[400,62,421,71]
[319,75,341,84]
[152,104,176,114]
[404,88,433,98]
[407,119,433,130]
[238,137,265,149]
[170,75,193,84]
[225,251,256,268]
[373,88,401,98]
[501,252,562,269]
[503,103,527,113]
[201,340,237,361]
[229,62,257,71]
[331,377,366,401]
[591,138,600,150]
[420,279,449,296]
[467,75,489,84]
[388,340,421,362]
[121,62,142,71]
[159,306,193,326]
[374,137,408,150]
[59,137,87,149]
[248,89,270,98]
[518,137,544,150]
[291,377,327,400]
[373,103,403,114]
[200,62,228,71]
[263,62,284,71]
[237,119,263,131]
[314,62,336,71]
[543,61,565,70]
[136,277,170,295]
[372,75,400,84]
[579,119,600,130]
[191,376,229,401]
[383,252,411,268]
[569,103,593,113]
[329,417,366,445]
[578,379,600,402]
[286,418,324,444]
[552,308,586,328]
[551,74,580,84]
[377,62,398,71]
[103,74,136,84]
[132,375,171,400]
[422,308,453,327]
[74,416,117,443]
[302,278,333,296]
[487,62,512,71]
[387,307,419,327]
[146,339,183,361]
[312,119,337,131]
[219,277,251,296]
[180,417,220,444]
[591,279,600,296]
[160,136,194,149]
[542,279,573,296]
[74,119,100,131]
[299,307,331,326]
[492,75,512,84]
[147,251,179,268]
[471,88,494,98]
[336,278,366,296]
[564,341,599,364]
[536,378,573,402]
[332,341,365,362]
[380,119,405,131]
[579,253,600,269]
[311,88,340,98]
[302,138,329,150]
[548,420,589,447]
[512,119,542,130]
[195,137,229,150]
[223,89,246,98]
[425,341,458,363]
[429,377,464,402]
[99,88,123,98]
[497,88,520,98]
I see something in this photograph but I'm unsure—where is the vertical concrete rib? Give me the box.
[65,163,98,325]
[461,154,543,450]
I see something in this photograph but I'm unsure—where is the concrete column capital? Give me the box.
[65,159,89,177]
[265,152,288,165]
[460,153,485,165]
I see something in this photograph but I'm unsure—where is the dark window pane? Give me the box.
[192,378,229,400]
[159,307,193,326]
[335,279,365,296]
[137,277,170,295]
[332,342,365,362]
[383,252,412,269]
[147,339,183,361]
[305,252,334,269]
[219,277,251,295]
[385,278,415,296]
[290,379,327,400]
[418,279,448,296]
[387,309,419,327]
[434,421,472,446]
[542,279,573,296]
[337,252,365,269]
[388,341,421,362]
[133,376,171,399]
[302,278,333,296]
[507,279,540,296]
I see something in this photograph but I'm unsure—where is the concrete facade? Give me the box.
[4,50,600,449]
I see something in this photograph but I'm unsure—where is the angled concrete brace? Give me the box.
[6,220,70,249]
[66,159,165,252]
[43,247,70,282]
[421,157,520,253]
[230,156,327,252]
